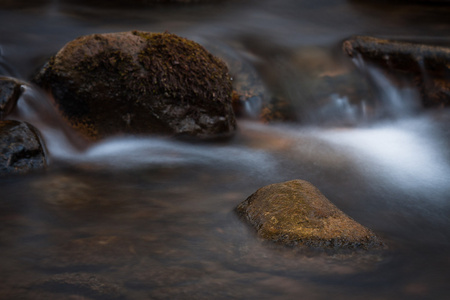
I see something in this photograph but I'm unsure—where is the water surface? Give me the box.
[1,0,450,299]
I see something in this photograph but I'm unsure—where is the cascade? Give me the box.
[6,85,90,160]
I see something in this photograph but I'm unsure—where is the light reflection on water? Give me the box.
[315,118,450,195]
[0,0,450,299]
[75,135,279,179]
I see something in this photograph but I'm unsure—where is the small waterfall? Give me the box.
[310,93,363,126]
[293,57,421,126]
[1,44,90,161]
[236,41,424,127]
[6,85,91,161]
[351,54,421,121]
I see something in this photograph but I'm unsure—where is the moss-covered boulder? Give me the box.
[0,120,47,175]
[236,180,384,250]
[34,31,236,140]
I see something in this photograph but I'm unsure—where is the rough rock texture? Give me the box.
[34,31,236,140]
[236,180,384,250]
[343,35,450,108]
[0,77,22,120]
[0,120,47,175]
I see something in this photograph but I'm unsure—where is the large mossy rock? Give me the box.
[0,120,47,175]
[236,180,384,250]
[34,31,236,140]
[343,35,450,108]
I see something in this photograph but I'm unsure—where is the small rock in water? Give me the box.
[34,31,236,140]
[0,77,22,120]
[0,120,47,175]
[236,180,384,250]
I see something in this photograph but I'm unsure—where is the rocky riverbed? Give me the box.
[0,0,450,299]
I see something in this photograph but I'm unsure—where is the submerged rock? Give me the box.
[236,180,384,250]
[0,120,47,175]
[34,31,236,140]
[0,77,22,120]
[343,35,450,108]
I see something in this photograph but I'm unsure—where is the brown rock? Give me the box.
[0,120,47,175]
[34,31,236,140]
[236,180,384,250]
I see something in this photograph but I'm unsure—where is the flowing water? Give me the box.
[1,0,450,299]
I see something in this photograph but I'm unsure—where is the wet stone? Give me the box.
[34,31,236,140]
[0,120,47,175]
[236,180,384,250]
[0,77,22,120]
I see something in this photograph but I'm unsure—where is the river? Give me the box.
[1,0,450,299]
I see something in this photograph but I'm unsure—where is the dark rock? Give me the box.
[236,180,384,250]
[343,35,450,108]
[0,120,47,175]
[34,31,236,140]
[0,77,22,120]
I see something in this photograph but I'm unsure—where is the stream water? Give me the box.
[1,0,450,299]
